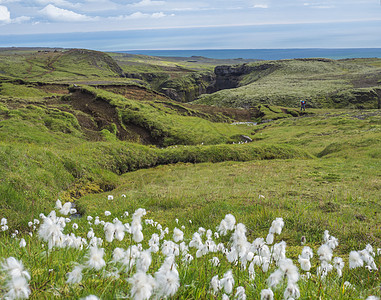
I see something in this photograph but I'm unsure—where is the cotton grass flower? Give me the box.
[317,244,333,262]
[131,208,146,243]
[55,199,62,210]
[260,288,274,300]
[136,250,152,272]
[154,256,180,298]
[269,217,284,235]
[128,271,155,300]
[1,257,31,300]
[210,275,221,295]
[66,265,84,284]
[284,283,300,299]
[86,246,106,270]
[220,270,235,294]
[267,269,283,288]
[112,247,125,262]
[4,276,31,300]
[82,296,100,300]
[173,227,184,243]
[210,256,220,267]
[19,238,26,248]
[217,214,236,235]
[38,210,66,249]
[235,286,246,300]
[349,251,364,269]
[60,202,72,215]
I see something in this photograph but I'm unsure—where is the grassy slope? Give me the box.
[0,81,307,227]
[194,59,381,109]
[77,109,381,252]
[0,49,380,298]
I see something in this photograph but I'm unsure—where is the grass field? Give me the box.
[0,48,380,299]
[194,59,381,109]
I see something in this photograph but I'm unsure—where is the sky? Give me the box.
[0,0,380,50]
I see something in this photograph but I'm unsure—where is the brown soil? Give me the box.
[59,89,157,144]
[36,83,70,94]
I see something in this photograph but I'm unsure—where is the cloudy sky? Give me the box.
[0,0,380,50]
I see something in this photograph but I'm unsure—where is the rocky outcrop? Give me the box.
[159,73,215,103]
[207,63,278,93]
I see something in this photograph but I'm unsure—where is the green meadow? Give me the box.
[0,48,380,299]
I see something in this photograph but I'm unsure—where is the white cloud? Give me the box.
[303,2,334,8]
[12,15,31,23]
[0,5,30,24]
[0,5,10,22]
[253,4,268,8]
[39,4,96,21]
[0,0,20,3]
[111,11,172,20]
[35,0,79,9]
[131,0,165,7]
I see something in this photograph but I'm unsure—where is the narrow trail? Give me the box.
[24,52,64,79]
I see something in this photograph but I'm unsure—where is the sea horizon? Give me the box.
[118,48,381,60]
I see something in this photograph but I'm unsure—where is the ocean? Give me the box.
[120,48,381,60]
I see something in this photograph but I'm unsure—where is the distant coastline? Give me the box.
[119,48,381,60]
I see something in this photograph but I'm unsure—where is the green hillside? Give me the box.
[194,58,381,109]
[0,48,380,299]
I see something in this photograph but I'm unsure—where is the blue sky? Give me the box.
[0,0,380,50]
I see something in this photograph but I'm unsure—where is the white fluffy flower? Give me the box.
[1,257,31,281]
[218,214,236,235]
[173,227,184,243]
[260,288,274,300]
[267,269,283,288]
[38,211,66,249]
[279,258,299,284]
[154,256,180,298]
[298,256,311,272]
[112,247,125,262]
[220,270,235,294]
[235,286,246,300]
[4,276,31,300]
[86,246,106,270]
[269,217,284,235]
[66,265,83,284]
[82,296,100,300]
[210,275,221,294]
[266,233,274,245]
[317,244,333,262]
[349,251,363,269]
[19,238,26,248]
[55,199,62,210]
[128,271,155,300]
[136,250,152,273]
[210,256,220,267]
[333,257,345,277]
[2,257,31,300]
[60,202,72,215]
[284,283,300,300]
